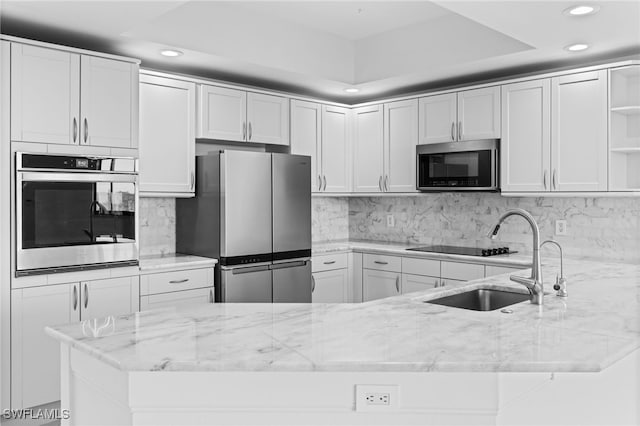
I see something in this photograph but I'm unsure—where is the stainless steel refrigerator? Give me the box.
[176,150,312,302]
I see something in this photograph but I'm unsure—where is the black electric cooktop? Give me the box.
[406,245,516,257]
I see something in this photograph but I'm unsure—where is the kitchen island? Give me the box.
[46,258,640,426]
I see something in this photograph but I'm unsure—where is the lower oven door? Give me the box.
[16,171,138,275]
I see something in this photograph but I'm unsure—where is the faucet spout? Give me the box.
[488,208,543,305]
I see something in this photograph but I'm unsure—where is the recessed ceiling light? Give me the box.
[563,5,600,16]
[344,88,359,93]
[160,49,183,57]
[565,43,590,52]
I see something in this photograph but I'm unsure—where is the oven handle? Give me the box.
[18,172,138,183]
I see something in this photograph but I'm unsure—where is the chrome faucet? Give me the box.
[541,240,568,297]
[488,208,544,305]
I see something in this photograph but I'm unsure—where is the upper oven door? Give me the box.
[417,140,499,191]
[16,170,138,275]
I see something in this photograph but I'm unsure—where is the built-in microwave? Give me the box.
[416,139,499,191]
[15,153,139,276]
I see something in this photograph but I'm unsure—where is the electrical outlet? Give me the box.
[386,214,395,227]
[555,220,567,236]
[355,385,399,411]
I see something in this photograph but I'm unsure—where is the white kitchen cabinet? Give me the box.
[11,43,138,149]
[485,265,523,277]
[140,267,214,309]
[246,92,289,145]
[197,85,289,145]
[321,105,350,192]
[551,70,608,191]
[10,44,79,145]
[353,104,384,192]
[419,87,500,145]
[80,276,139,321]
[140,287,214,311]
[312,269,348,303]
[10,276,139,409]
[139,74,196,196]
[363,269,401,301]
[290,100,321,191]
[440,261,485,281]
[401,273,440,294]
[501,79,551,192]
[11,284,79,409]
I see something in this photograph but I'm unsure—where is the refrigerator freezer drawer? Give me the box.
[272,259,312,303]
[220,265,272,303]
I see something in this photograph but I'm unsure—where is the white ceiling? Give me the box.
[1,1,639,103]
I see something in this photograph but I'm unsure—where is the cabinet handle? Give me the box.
[209,289,214,303]
[311,276,316,293]
[169,279,189,284]
[243,122,247,140]
[543,170,548,190]
[378,176,383,192]
[323,260,336,265]
[322,175,327,191]
[191,172,195,190]
[441,280,446,287]
[83,283,88,309]
[552,169,557,190]
[384,175,389,192]
[374,260,388,265]
[248,122,252,140]
[73,285,78,311]
[451,122,455,141]
[83,118,89,144]
[317,175,322,191]
[458,121,462,141]
[73,118,78,143]
[434,279,439,288]
[395,276,400,293]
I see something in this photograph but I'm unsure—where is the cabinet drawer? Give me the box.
[486,265,524,277]
[440,261,485,281]
[402,257,440,277]
[140,268,213,296]
[363,254,401,272]
[312,253,348,273]
[402,273,440,294]
[140,287,214,311]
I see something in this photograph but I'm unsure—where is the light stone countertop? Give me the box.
[138,253,217,274]
[46,257,640,374]
[313,239,533,268]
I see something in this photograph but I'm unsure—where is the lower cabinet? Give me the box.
[486,265,523,277]
[139,267,214,311]
[363,269,401,302]
[401,273,441,294]
[312,269,348,303]
[10,275,139,409]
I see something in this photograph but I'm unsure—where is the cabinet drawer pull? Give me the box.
[73,285,78,311]
[311,276,316,293]
[83,283,88,309]
[248,122,252,140]
[83,118,88,144]
[169,279,189,284]
[73,118,78,143]
[323,260,336,265]
[374,261,388,265]
[458,120,462,140]
[451,122,455,141]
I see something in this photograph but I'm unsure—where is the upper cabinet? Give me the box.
[290,100,321,192]
[502,70,607,193]
[139,73,196,197]
[197,85,289,145]
[11,43,138,148]
[419,86,500,144]
[353,100,418,193]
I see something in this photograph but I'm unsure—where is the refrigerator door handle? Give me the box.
[270,260,310,270]
[228,265,271,275]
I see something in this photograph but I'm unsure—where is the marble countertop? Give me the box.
[313,239,533,268]
[138,253,217,274]
[46,257,640,374]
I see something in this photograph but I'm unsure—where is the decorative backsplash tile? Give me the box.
[348,194,640,263]
[312,197,349,242]
[139,197,175,257]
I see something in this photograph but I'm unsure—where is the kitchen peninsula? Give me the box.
[46,257,640,426]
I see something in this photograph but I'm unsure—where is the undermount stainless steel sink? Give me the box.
[425,288,530,311]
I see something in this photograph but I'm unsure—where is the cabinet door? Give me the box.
[363,269,401,302]
[140,287,214,311]
[441,261,485,281]
[457,86,501,140]
[401,273,440,294]
[11,43,80,145]
[80,55,137,148]
[486,265,523,277]
[321,105,351,192]
[418,93,457,144]
[290,100,322,192]
[312,269,348,303]
[353,105,384,192]
[81,276,139,321]
[197,85,247,141]
[501,79,551,192]
[139,75,196,196]
[384,99,418,192]
[247,92,289,145]
[551,70,608,191]
[11,283,80,409]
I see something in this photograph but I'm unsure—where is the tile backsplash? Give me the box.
[141,195,640,263]
[349,194,640,263]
